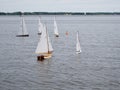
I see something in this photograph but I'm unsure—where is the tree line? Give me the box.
[0,12,120,15]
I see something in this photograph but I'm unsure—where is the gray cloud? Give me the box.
[0,0,120,12]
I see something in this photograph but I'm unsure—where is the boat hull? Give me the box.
[16,35,29,37]
[43,53,52,59]
[55,35,59,37]
[37,53,52,61]
[38,33,42,35]
[37,55,44,61]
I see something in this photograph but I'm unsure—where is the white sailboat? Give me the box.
[38,17,43,35]
[35,24,53,60]
[16,16,29,37]
[76,31,82,54]
[54,17,59,37]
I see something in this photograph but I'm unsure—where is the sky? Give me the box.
[0,0,120,12]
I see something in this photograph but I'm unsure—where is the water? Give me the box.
[0,15,120,90]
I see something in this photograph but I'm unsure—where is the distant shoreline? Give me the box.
[0,12,120,15]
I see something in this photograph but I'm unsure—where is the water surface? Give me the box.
[0,15,120,90]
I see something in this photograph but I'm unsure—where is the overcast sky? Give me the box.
[0,0,120,12]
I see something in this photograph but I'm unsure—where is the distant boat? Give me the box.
[16,16,29,37]
[54,17,59,37]
[38,17,43,35]
[66,31,68,36]
[76,31,82,54]
[35,24,53,60]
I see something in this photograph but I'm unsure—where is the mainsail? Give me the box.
[38,17,43,34]
[54,17,59,36]
[17,16,29,37]
[35,24,53,55]
[76,31,82,54]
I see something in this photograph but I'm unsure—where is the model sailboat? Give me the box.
[16,16,29,37]
[38,17,43,35]
[35,24,53,60]
[76,31,82,54]
[54,17,59,37]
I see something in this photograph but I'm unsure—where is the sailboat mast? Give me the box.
[21,16,24,35]
[45,26,50,53]
[77,31,80,44]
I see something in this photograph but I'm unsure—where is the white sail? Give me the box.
[35,24,53,54]
[47,30,53,52]
[76,31,82,54]
[17,16,29,36]
[38,17,43,34]
[54,17,59,36]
